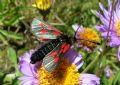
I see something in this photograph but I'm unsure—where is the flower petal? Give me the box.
[97,12,109,27]
[109,34,120,47]
[95,25,107,32]
[99,2,110,20]
[64,47,84,69]
[72,24,80,31]
[20,80,38,85]
[19,60,36,76]
[80,74,100,85]
[19,50,34,63]
[19,76,38,82]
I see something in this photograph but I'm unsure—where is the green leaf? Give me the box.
[0,29,23,40]
[7,47,20,75]
[101,75,109,85]
[0,33,8,45]
[112,70,120,85]
[7,47,17,65]
[91,9,98,16]
[3,73,17,85]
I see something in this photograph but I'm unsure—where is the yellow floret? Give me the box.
[79,28,100,49]
[32,0,52,10]
[37,58,80,85]
[115,21,120,37]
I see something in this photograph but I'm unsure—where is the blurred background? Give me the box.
[0,0,120,85]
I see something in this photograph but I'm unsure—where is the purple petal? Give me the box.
[72,24,84,39]
[19,50,34,63]
[108,0,112,11]
[99,2,110,20]
[19,50,42,76]
[19,76,38,85]
[80,74,100,85]
[101,32,108,38]
[19,60,36,77]
[20,80,38,85]
[72,24,80,31]
[95,25,107,32]
[83,46,92,53]
[74,55,84,70]
[113,11,119,21]
[97,12,109,27]
[116,0,120,9]
[64,46,84,69]
[109,34,120,47]
[19,76,34,80]
[118,46,120,61]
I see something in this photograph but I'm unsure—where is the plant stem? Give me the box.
[82,47,112,73]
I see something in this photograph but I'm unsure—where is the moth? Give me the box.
[30,18,71,72]
[30,18,100,72]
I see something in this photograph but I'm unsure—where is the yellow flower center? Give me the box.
[37,58,80,85]
[33,0,52,10]
[79,28,100,49]
[115,21,120,37]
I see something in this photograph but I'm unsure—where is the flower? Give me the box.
[96,0,120,60]
[72,24,101,52]
[19,48,100,85]
[32,0,55,19]
[32,0,54,10]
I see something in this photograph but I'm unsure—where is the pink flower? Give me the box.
[19,48,100,85]
[96,0,120,60]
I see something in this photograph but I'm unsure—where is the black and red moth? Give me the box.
[30,18,71,72]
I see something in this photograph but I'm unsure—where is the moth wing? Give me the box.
[42,42,71,72]
[31,18,62,42]
[42,55,58,72]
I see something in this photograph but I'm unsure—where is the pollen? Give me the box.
[37,58,80,85]
[78,28,100,49]
[115,21,120,37]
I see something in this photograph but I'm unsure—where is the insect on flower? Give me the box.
[30,18,72,72]
[30,19,100,72]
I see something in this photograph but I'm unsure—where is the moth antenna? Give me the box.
[77,39,101,45]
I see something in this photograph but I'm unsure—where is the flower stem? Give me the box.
[82,47,112,73]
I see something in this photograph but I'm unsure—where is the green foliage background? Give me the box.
[0,0,120,85]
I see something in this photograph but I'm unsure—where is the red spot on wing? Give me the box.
[50,51,57,57]
[60,43,71,54]
[53,31,61,36]
[63,44,70,53]
[61,43,66,48]
[48,26,62,33]
[40,38,49,41]
[40,29,47,33]
[54,57,59,63]
[39,22,44,27]
[60,49,63,54]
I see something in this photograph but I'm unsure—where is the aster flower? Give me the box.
[72,24,101,52]
[19,48,100,85]
[96,0,120,60]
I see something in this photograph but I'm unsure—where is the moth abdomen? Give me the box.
[30,35,71,64]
